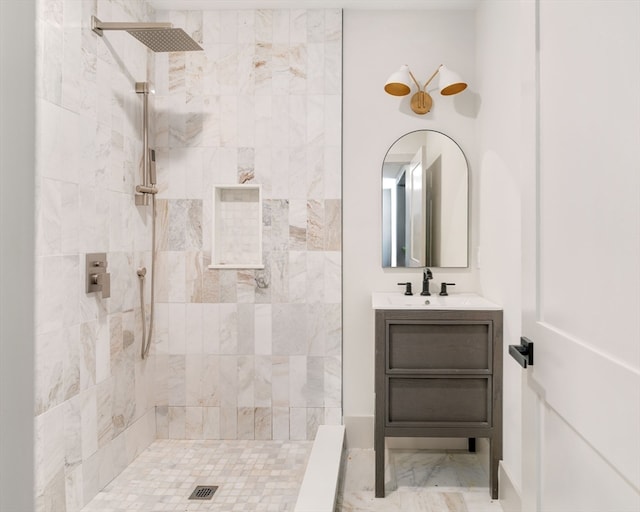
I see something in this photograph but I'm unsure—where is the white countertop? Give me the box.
[372,292,501,310]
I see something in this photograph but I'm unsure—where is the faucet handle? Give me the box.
[439,282,456,296]
[92,271,111,298]
[397,282,413,296]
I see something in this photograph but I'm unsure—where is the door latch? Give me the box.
[509,337,534,368]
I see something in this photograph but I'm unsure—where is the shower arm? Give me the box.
[91,16,172,36]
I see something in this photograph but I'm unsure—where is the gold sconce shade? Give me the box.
[384,63,467,115]
[438,65,468,96]
[384,65,413,96]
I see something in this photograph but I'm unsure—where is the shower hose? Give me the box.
[137,193,156,360]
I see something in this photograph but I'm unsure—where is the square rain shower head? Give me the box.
[126,28,203,52]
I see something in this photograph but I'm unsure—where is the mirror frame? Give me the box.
[382,129,469,268]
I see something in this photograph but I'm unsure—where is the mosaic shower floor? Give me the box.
[81,440,503,512]
[81,439,312,512]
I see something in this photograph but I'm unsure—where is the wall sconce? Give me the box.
[384,64,467,115]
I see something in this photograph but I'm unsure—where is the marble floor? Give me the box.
[80,440,503,512]
[80,439,312,512]
[336,448,504,512]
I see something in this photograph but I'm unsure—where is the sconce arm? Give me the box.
[422,64,443,91]
[407,69,422,91]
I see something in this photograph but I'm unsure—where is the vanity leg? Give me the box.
[374,311,386,499]
[490,437,500,499]
[468,437,476,453]
[374,433,385,497]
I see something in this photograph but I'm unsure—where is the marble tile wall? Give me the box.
[34,0,158,510]
[152,9,343,442]
[34,4,342,509]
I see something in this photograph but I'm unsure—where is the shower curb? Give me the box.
[294,425,346,512]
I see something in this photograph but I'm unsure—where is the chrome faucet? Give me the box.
[420,268,433,296]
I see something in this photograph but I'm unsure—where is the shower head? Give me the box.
[91,16,203,52]
[126,28,202,52]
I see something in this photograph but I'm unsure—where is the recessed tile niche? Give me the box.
[209,184,264,269]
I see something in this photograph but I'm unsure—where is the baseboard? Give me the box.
[344,416,373,449]
[499,462,522,512]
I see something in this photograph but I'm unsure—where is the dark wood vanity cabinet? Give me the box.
[374,308,503,499]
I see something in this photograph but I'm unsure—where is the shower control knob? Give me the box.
[91,272,111,299]
[86,253,110,298]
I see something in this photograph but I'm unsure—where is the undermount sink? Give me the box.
[371,292,500,310]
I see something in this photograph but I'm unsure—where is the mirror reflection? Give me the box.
[382,130,468,268]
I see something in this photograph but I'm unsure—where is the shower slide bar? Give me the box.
[135,82,156,360]
[134,82,157,206]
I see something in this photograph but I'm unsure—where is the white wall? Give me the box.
[343,9,478,446]
[475,0,524,496]
[0,2,36,511]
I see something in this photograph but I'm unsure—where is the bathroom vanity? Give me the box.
[372,292,503,499]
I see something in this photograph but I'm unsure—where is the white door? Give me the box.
[408,146,427,267]
[519,1,640,511]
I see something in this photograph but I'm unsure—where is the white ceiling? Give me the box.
[147,0,480,11]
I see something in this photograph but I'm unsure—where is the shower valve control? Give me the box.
[86,253,111,299]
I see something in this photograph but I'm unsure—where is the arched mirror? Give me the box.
[382,130,468,268]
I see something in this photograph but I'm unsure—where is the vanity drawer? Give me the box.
[387,376,490,425]
[387,321,492,372]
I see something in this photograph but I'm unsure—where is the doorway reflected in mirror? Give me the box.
[382,130,468,268]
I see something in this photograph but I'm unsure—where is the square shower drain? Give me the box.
[188,485,218,500]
